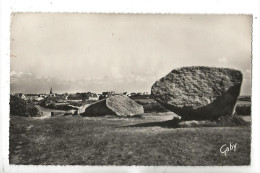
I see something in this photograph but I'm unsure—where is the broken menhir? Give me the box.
[151,66,243,120]
[83,95,144,117]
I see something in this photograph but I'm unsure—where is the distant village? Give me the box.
[12,87,150,105]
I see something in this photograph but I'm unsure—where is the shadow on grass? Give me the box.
[122,117,250,129]
[123,120,179,128]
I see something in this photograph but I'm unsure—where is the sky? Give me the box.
[10,13,252,95]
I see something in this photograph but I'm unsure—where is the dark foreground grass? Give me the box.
[9,115,251,165]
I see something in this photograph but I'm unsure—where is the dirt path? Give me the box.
[34,106,65,119]
[239,116,251,122]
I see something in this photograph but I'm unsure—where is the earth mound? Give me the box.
[83,95,144,116]
[151,66,243,120]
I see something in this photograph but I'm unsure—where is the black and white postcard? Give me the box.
[1,0,260,173]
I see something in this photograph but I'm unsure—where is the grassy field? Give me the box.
[9,113,251,165]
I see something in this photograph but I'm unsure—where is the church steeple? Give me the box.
[50,87,53,94]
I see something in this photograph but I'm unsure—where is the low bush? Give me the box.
[10,95,42,117]
[67,101,83,107]
[238,96,251,102]
[235,104,251,116]
[40,99,77,110]
[216,115,249,126]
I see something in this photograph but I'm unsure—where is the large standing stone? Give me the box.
[83,95,144,116]
[151,66,243,120]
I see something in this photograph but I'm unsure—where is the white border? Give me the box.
[1,0,260,173]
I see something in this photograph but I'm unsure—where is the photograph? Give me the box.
[9,13,252,166]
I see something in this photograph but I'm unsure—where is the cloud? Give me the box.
[245,69,251,75]
[35,75,42,79]
[10,71,33,78]
[217,57,228,64]
[243,69,252,80]
[10,71,17,76]
[10,71,24,77]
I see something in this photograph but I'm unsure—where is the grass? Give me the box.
[9,114,251,165]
